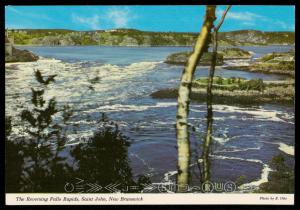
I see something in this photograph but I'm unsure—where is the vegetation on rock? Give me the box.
[224,51,295,77]
[219,47,252,59]
[151,77,294,105]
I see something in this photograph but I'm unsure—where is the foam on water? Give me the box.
[278,143,294,156]
[83,102,177,113]
[261,141,294,156]
[214,146,261,153]
[160,154,272,193]
[223,59,251,67]
[212,104,293,124]
[210,154,272,192]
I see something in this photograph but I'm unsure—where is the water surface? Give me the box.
[6,46,294,191]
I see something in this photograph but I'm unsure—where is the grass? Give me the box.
[193,77,265,92]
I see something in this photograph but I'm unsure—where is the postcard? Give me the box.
[4,4,295,205]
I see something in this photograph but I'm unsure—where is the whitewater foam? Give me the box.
[212,104,293,124]
[210,154,272,192]
[261,141,294,156]
[83,102,177,113]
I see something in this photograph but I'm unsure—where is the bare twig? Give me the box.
[215,5,232,32]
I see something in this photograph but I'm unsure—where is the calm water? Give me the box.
[6,46,294,191]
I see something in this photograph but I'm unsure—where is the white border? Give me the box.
[6,193,294,205]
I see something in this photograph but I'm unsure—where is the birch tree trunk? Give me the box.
[176,6,216,193]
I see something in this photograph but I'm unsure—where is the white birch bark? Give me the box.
[176,6,216,193]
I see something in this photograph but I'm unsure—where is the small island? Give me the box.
[219,47,252,60]
[224,50,295,77]
[164,47,253,66]
[151,76,294,105]
[164,51,224,66]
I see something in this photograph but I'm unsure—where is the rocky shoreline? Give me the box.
[164,48,253,66]
[165,48,295,78]
[151,78,294,105]
[165,51,224,66]
[5,46,39,63]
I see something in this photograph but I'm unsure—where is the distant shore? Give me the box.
[14,44,294,48]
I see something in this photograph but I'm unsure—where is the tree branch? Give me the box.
[215,5,232,32]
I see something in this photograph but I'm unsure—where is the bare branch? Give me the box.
[215,5,232,32]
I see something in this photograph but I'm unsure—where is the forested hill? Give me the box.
[8,28,295,46]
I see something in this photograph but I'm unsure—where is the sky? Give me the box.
[5,5,295,32]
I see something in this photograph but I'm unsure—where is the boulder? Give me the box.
[5,47,39,63]
[165,51,224,66]
[219,48,252,59]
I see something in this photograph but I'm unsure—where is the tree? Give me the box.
[70,114,151,193]
[201,5,231,184]
[6,71,150,193]
[176,6,216,192]
[6,70,73,192]
[176,5,231,192]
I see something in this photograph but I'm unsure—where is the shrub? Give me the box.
[70,114,151,193]
[238,79,265,92]
[6,71,151,193]
[259,154,294,193]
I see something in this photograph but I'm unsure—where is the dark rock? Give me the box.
[164,51,224,66]
[150,88,178,98]
[5,47,39,63]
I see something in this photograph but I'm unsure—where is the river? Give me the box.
[5,45,294,192]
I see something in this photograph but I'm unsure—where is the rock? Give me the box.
[224,51,295,77]
[5,47,39,63]
[150,81,294,105]
[150,88,178,98]
[164,51,224,66]
[249,51,294,76]
[219,48,252,59]
[258,51,295,63]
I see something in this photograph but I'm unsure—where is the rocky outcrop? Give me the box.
[220,48,252,59]
[165,48,254,66]
[150,79,294,105]
[224,51,295,77]
[165,51,224,66]
[5,47,39,63]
